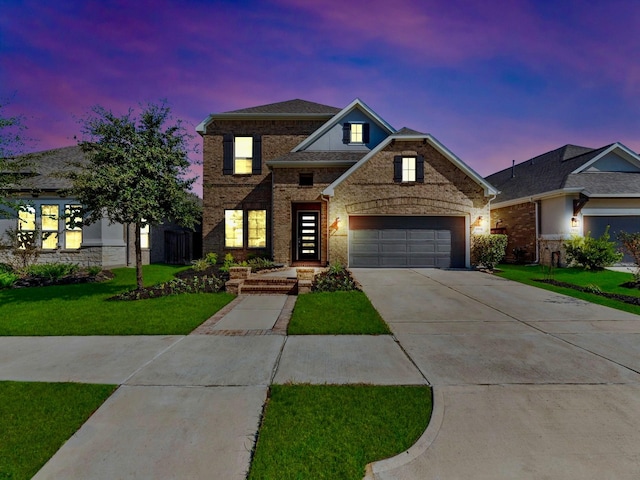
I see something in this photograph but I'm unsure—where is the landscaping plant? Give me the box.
[617,231,640,285]
[312,263,359,292]
[564,227,623,270]
[471,233,507,271]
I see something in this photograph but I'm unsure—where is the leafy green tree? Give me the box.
[68,102,201,290]
[0,101,29,214]
[617,231,640,282]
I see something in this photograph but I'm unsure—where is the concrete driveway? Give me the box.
[354,268,640,480]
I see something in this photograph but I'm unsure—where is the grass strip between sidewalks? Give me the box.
[248,384,432,480]
[496,264,640,315]
[288,291,391,335]
[0,381,116,480]
[0,264,235,335]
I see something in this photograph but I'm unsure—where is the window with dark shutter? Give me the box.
[252,136,262,174]
[393,156,402,182]
[416,155,424,183]
[223,134,233,175]
[342,123,351,144]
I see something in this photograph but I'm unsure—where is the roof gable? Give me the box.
[572,143,640,173]
[323,132,497,197]
[293,98,395,153]
[2,146,85,191]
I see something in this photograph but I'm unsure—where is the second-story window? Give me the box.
[342,122,370,144]
[223,134,262,176]
[234,136,253,174]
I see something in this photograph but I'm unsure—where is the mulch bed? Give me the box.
[535,278,640,306]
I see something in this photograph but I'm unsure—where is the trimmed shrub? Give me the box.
[312,263,360,292]
[0,271,19,288]
[564,227,623,270]
[24,263,80,280]
[472,234,508,271]
[111,275,225,301]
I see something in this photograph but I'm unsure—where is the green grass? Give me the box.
[496,264,640,315]
[0,381,116,480]
[248,384,432,480]
[288,291,391,335]
[0,264,235,335]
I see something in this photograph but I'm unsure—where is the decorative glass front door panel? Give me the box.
[297,211,319,260]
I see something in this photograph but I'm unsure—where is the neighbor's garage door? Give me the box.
[349,216,465,268]
[583,216,640,264]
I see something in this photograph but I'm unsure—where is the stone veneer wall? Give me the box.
[0,245,131,268]
[490,202,537,263]
[201,119,328,260]
[327,140,490,265]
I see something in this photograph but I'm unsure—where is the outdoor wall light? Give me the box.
[330,217,340,233]
[571,217,579,228]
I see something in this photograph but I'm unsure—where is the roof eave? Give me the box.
[196,112,336,135]
[491,188,585,209]
[267,160,358,168]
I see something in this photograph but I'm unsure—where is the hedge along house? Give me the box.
[485,143,640,266]
[199,98,497,268]
[0,146,154,267]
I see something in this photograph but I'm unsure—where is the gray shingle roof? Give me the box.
[564,171,640,195]
[224,99,341,115]
[485,144,612,202]
[267,151,365,166]
[3,146,86,191]
[395,127,426,136]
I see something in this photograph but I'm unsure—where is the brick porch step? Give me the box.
[240,277,297,295]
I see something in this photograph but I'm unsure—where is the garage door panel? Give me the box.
[349,216,465,268]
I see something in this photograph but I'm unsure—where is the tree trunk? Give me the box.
[135,222,144,290]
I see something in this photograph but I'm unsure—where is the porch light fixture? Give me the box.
[330,217,340,233]
[571,217,578,228]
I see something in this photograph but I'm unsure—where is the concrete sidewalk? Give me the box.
[5,294,424,479]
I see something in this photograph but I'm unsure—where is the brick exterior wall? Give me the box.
[328,140,490,265]
[201,119,327,261]
[490,202,537,263]
[271,167,347,264]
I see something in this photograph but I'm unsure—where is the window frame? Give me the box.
[64,204,83,250]
[393,155,425,183]
[224,209,244,248]
[41,204,59,250]
[233,136,253,175]
[402,157,416,183]
[247,210,267,249]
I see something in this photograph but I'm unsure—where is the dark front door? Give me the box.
[297,211,320,261]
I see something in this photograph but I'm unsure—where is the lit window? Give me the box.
[402,157,416,182]
[248,210,266,248]
[41,205,59,249]
[350,123,363,143]
[140,223,150,249]
[225,210,243,247]
[17,205,36,249]
[65,205,83,249]
[234,137,253,174]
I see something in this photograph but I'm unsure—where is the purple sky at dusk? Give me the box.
[2,0,639,196]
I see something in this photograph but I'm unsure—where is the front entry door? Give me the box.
[297,211,320,261]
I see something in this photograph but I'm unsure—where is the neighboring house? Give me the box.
[0,146,200,267]
[486,143,640,265]
[198,98,497,268]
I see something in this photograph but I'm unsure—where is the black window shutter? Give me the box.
[252,136,262,174]
[393,156,402,182]
[342,123,351,144]
[223,134,233,175]
[362,123,370,144]
[416,155,424,183]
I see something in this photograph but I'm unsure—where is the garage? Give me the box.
[583,215,640,264]
[349,216,466,268]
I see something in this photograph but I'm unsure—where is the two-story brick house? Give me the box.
[198,99,497,268]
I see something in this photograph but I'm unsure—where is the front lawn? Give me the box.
[248,384,432,480]
[0,264,235,335]
[288,291,391,335]
[496,264,640,315]
[0,381,116,480]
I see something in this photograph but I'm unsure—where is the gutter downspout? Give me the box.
[321,194,330,266]
[534,200,540,263]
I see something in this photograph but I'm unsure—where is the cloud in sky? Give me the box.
[1,0,639,194]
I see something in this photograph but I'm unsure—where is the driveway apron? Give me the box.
[354,268,640,480]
